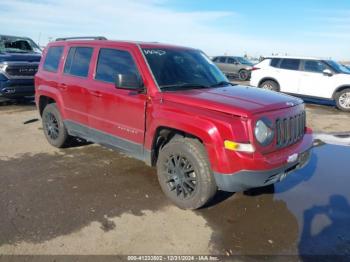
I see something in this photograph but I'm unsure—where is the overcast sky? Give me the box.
[1,0,349,60]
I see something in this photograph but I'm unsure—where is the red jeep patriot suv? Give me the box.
[35,37,313,209]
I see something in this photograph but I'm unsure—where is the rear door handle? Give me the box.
[89,90,103,97]
[59,83,68,91]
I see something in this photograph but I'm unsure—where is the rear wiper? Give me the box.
[210,81,234,87]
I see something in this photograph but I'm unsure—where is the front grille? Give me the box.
[276,111,306,148]
[6,65,38,77]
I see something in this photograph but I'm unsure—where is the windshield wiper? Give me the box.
[160,83,210,90]
[210,81,234,87]
[160,81,235,91]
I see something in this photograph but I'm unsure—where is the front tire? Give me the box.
[156,136,217,209]
[259,80,279,92]
[335,89,350,112]
[42,103,69,148]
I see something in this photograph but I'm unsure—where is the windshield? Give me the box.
[325,60,350,74]
[235,57,253,66]
[0,36,41,54]
[142,48,229,90]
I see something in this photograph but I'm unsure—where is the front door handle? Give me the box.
[89,90,103,97]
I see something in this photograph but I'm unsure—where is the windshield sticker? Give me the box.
[143,49,166,56]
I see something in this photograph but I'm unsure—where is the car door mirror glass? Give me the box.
[115,73,144,90]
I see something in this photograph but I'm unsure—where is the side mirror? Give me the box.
[323,69,333,76]
[115,73,144,90]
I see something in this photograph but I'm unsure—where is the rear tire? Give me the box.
[335,89,350,112]
[238,69,250,81]
[42,103,69,148]
[156,136,217,209]
[259,80,279,92]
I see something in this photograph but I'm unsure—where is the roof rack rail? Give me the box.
[55,36,107,41]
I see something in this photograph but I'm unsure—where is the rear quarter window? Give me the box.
[270,58,281,68]
[43,46,64,72]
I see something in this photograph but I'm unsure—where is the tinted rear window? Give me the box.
[227,57,237,64]
[64,47,93,77]
[43,46,64,72]
[280,59,300,70]
[95,48,140,84]
[217,57,226,63]
[270,58,281,68]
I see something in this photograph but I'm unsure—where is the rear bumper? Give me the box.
[0,76,35,98]
[214,139,312,192]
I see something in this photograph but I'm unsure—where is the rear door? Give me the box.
[298,60,333,98]
[86,46,147,158]
[59,46,94,127]
[214,57,227,73]
[277,59,301,94]
[226,57,240,75]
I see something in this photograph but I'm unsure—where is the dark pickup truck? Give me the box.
[0,35,41,99]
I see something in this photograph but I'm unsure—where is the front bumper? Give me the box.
[0,76,35,98]
[214,146,312,192]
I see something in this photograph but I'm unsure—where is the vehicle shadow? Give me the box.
[299,195,350,260]
[199,183,300,255]
[201,190,235,209]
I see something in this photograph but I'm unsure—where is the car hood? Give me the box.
[161,85,303,117]
[0,52,41,63]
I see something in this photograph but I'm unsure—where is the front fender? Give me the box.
[145,104,240,173]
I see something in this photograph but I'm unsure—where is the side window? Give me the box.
[304,60,327,73]
[43,46,64,72]
[212,57,219,62]
[218,57,226,63]
[270,58,281,68]
[64,47,93,77]
[95,48,140,84]
[227,57,237,64]
[280,59,300,71]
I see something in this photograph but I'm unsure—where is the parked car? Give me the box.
[35,37,313,209]
[0,35,41,100]
[250,56,350,111]
[212,56,253,80]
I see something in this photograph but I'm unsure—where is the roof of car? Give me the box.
[51,39,195,50]
[0,35,31,39]
[264,56,329,61]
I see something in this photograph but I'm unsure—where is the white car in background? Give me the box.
[250,56,350,111]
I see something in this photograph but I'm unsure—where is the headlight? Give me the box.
[0,63,7,73]
[254,118,274,146]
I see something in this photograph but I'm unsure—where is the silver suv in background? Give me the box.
[212,56,254,81]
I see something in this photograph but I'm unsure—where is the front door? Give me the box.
[86,47,147,159]
[298,60,333,98]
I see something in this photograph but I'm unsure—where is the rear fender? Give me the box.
[36,86,66,118]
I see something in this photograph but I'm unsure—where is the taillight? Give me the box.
[251,66,260,71]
